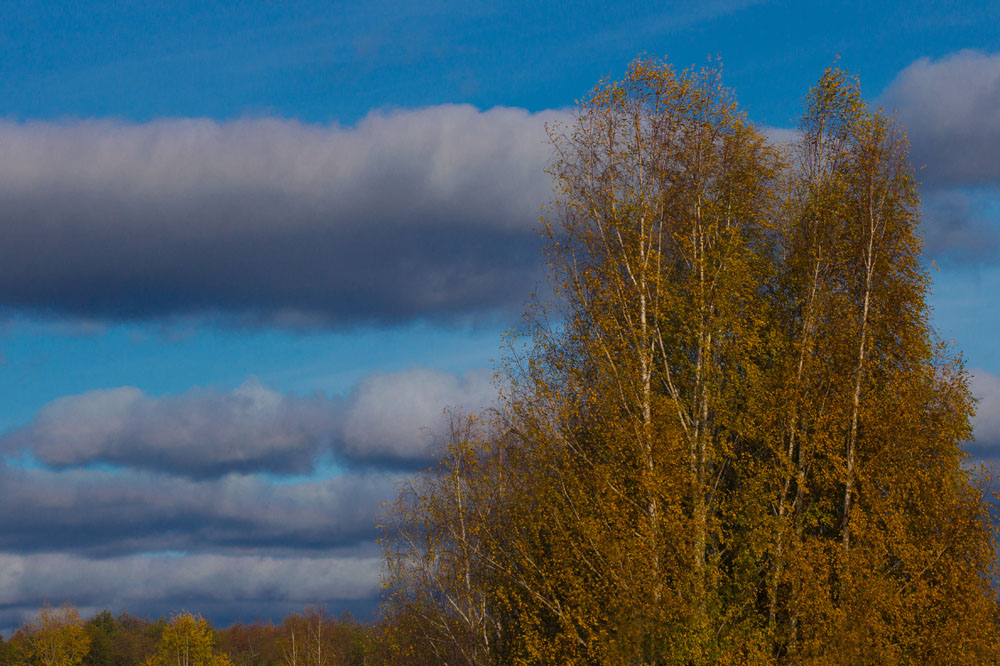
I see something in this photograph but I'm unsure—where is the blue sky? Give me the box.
[1,0,999,634]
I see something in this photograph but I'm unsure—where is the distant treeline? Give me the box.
[0,604,380,666]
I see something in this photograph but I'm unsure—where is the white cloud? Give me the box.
[879,50,1000,187]
[0,551,381,637]
[1,368,498,476]
[1,379,340,477]
[341,368,496,460]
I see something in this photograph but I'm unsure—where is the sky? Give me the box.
[1,0,1000,635]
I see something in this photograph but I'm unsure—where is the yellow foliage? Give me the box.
[143,612,231,666]
[17,604,91,666]
[379,58,1000,665]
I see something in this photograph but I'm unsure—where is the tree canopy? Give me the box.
[379,58,1000,665]
[11,604,91,666]
[142,612,231,666]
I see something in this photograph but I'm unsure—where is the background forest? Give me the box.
[0,605,375,666]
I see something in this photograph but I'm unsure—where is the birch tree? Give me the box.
[379,59,1000,666]
[16,605,91,666]
[142,613,231,666]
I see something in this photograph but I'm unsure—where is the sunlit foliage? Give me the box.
[379,59,1000,665]
[9,604,91,666]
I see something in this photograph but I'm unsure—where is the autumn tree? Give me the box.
[379,58,1000,665]
[380,413,502,666]
[69,611,162,666]
[142,612,231,666]
[12,604,92,666]
[0,634,12,666]
[761,66,999,664]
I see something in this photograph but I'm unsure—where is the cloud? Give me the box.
[1,368,497,477]
[1,379,340,477]
[0,365,500,628]
[0,365,500,629]
[919,188,1000,265]
[869,52,1000,263]
[0,552,381,637]
[0,463,400,557]
[879,50,1000,188]
[968,368,1000,462]
[0,107,566,327]
[341,368,495,463]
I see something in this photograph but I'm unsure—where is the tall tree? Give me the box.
[379,58,1000,665]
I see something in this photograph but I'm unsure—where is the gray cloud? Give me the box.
[1,379,340,477]
[0,551,381,637]
[341,368,496,463]
[0,462,400,557]
[0,107,565,326]
[919,188,1000,265]
[968,368,1000,462]
[880,50,1000,188]
[1,368,496,477]
[870,52,1000,263]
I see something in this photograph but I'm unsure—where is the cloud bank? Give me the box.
[0,106,565,326]
[1,368,496,476]
[0,366,496,632]
[879,50,1000,263]
[0,552,381,638]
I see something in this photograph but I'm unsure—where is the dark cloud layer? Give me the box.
[0,552,381,638]
[0,107,565,326]
[0,369,496,477]
[0,463,400,557]
[881,50,1000,188]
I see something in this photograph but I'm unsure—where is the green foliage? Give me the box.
[80,611,163,666]
[0,634,14,666]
